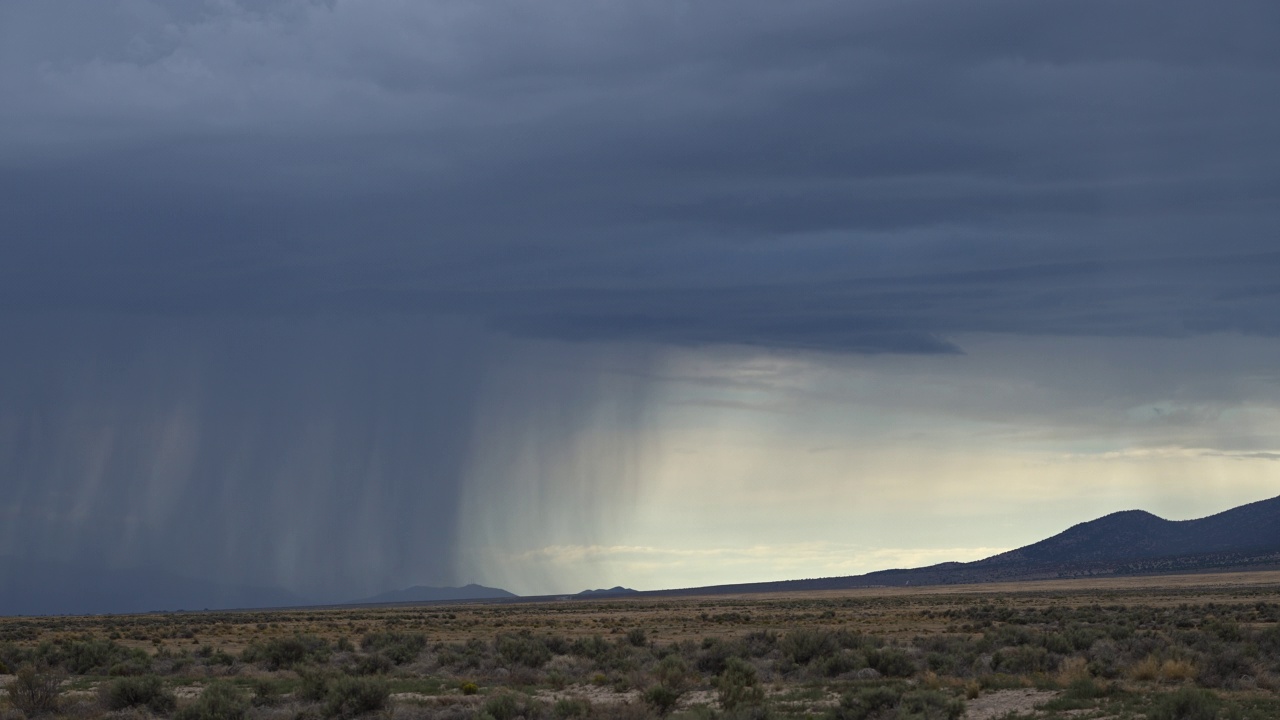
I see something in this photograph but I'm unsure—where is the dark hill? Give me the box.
[351,584,516,605]
[576,586,639,597]
[649,494,1280,597]
[981,494,1280,567]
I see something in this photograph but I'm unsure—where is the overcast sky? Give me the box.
[2,0,1279,599]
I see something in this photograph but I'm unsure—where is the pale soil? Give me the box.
[533,684,837,712]
[534,684,641,706]
[392,693,483,707]
[963,689,1058,720]
[173,685,204,700]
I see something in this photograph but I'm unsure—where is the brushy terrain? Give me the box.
[4,575,1280,720]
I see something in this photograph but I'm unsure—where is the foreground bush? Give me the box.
[323,676,392,719]
[5,664,64,717]
[643,685,682,715]
[360,631,427,665]
[782,629,838,665]
[717,657,765,711]
[249,678,283,708]
[1148,687,1221,720]
[102,675,176,713]
[495,632,552,669]
[654,655,689,692]
[865,648,916,678]
[828,685,963,720]
[298,669,338,703]
[175,681,250,720]
[480,692,548,720]
[241,634,330,670]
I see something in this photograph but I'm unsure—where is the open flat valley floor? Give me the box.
[4,571,1280,720]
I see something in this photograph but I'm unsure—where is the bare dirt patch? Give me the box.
[964,689,1059,720]
[535,684,642,706]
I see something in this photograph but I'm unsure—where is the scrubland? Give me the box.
[4,572,1280,720]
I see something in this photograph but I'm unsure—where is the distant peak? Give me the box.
[576,586,638,597]
[353,584,516,605]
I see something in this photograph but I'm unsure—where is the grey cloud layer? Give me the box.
[3,0,1280,599]
[0,314,493,599]
[3,0,1278,352]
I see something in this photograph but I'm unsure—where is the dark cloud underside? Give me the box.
[1,0,1278,601]
[1,0,1278,353]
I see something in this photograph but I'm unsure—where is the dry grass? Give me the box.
[3,570,1280,720]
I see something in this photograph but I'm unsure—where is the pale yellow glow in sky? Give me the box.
[459,334,1280,595]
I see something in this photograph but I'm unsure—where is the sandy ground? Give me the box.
[535,684,642,706]
[963,689,1059,720]
[532,685,828,712]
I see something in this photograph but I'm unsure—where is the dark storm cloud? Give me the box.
[0,314,492,600]
[2,0,1278,352]
[2,0,1280,602]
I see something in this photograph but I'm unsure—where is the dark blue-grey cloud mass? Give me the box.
[2,0,1278,351]
[1,0,1278,603]
[0,314,494,601]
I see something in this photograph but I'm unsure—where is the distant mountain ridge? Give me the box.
[576,586,639,597]
[8,495,1279,615]
[352,584,516,605]
[652,494,1280,596]
[981,494,1280,566]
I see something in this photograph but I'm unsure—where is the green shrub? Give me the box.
[722,707,774,720]
[743,631,779,657]
[698,638,748,675]
[242,635,330,670]
[570,636,611,661]
[1148,687,1221,720]
[655,654,689,691]
[992,646,1049,675]
[820,650,864,677]
[323,676,391,719]
[1196,649,1253,689]
[351,652,394,675]
[827,686,901,720]
[717,657,764,711]
[5,664,64,717]
[827,686,962,720]
[299,669,337,703]
[480,692,546,720]
[866,648,916,678]
[481,693,521,720]
[437,638,490,672]
[174,681,250,720]
[1065,676,1104,701]
[63,638,134,675]
[782,629,839,665]
[644,685,682,715]
[360,632,428,665]
[896,689,964,720]
[495,632,553,669]
[553,697,592,719]
[102,675,176,713]
[250,678,283,708]
[108,657,152,676]
[460,681,480,695]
